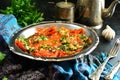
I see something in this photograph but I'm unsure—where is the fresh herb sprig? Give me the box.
[0,52,6,63]
[2,77,8,80]
[0,0,44,27]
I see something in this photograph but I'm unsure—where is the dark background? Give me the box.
[0,0,120,21]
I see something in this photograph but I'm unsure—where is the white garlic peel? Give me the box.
[102,25,115,40]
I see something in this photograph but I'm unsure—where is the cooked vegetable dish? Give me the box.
[15,25,92,58]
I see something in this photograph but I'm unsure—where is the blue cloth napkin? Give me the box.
[53,53,120,80]
[0,14,120,80]
[0,14,21,44]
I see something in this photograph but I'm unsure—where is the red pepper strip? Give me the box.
[15,40,27,52]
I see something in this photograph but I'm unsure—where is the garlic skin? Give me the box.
[102,25,115,40]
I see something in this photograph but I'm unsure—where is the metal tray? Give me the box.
[8,21,99,61]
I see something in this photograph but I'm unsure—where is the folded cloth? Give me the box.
[0,14,120,80]
[53,53,120,80]
[0,14,21,44]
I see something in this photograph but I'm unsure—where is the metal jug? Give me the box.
[75,0,120,29]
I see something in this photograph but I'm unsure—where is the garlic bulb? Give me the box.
[102,25,115,40]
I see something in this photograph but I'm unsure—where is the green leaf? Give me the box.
[2,77,8,80]
[0,52,6,63]
[0,0,44,27]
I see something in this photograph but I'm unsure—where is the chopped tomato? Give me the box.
[15,40,27,51]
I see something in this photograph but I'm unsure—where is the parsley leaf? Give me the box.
[0,52,6,63]
[2,77,8,80]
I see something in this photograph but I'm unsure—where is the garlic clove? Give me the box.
[102,25,115,40]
